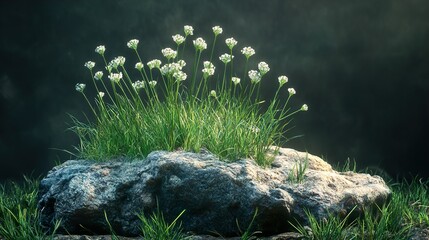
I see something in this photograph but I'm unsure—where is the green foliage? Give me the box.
[137,206,186,240]
[73,25,308,166]
[288,153,308,183]
[0,176,60,239]
[236,208,261,240]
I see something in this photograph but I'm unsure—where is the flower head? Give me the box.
[219,53,234,64]
[98,92,105,98]
[147,59,162,69]
[114,56,126,67]
[108,72,123,83]
[160,63,182,76]
[75,83,86,92]
[210,90,217,98]
[202,61,215,79]
[248,70,261,84]
[193,37,207,51]
[232,77,241,85]
[278,75,288,87]
[84,61,95,70]
[132,80,145,90]
[94,71,103,80]
[173,71,187,81]
[184,25,194,36]
[95,45,105,55]
[135,62,144,71]
[258,62,270,75]
[212,26,223,36]
[301,104,309,111]
[148,80,157,88]
[241,47,255,59]
[225,37,237,49]
[177,59,186,68]
[203,61,215,69]
[288,88,296,95]
[127,39,139,50]
[172,34,185,45]
[161,48,177,60]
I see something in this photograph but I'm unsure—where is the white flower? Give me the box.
[225,37,237,49]
[108,72,123,83]
[160,63,182,76]
[172,34,185,45]
[193,37,207,51]
[288,88,296,95]
[232,77,241,85]
[301,104,309,111]
[249,126,260,133]
[147,59,162,69]
[202,61,215,79]
[241,47,255,58]
[177,59,186,68]
[212,26,223,36]
[95,45,105,55]
[203,61,215,69]
[210,90,217,97]
[248,70,261,84]
[98,92,105,98]
[258,62,270,75]
[278,75,288,86]
[84,61,95,70]
[114,56,126,67]
[94,71,103,80]
[219,53,234,64]
[173,71,187,81]
[135,62,144,71]
[148,80,157,88]
[75,83,86,92]
[127,39,139,50]
[184,25,194,36]
[132,80,145,90]
[161,48,177,60]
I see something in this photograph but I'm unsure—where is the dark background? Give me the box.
[1,0,428,182]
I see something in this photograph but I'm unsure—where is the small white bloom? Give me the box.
[210,90,217,97]
[148,80,157,88]
[75,83,86,92]
[114,56,126,67]
[288,88,296,95]
[225,37,237,49]
[193,37,207,51]
[258,62,270,75]
[249,126,260,133]
[203,61,215,69]
[94,71,103,80]
[132,80,145,90]
[135,62,144,71]
[278,75,288,86]
[184,25,194,36]
[84,61,95,70]
[219,53,234,64]
[241,46,255,58]
[301,104,309,111]
[248,70,261,84]
[147,59,162,69]
[161,48,177,60]
[231,77,241,85]
[177,59,186,68]
[98,91,105,98]
[172,34,185,45]
[173,71,187,81]
[127,39,139,50]
[202,68,215,78]
[95,45,105,55]
[212,26,223,36]
[160,63,182,76]
[108,72,123,83]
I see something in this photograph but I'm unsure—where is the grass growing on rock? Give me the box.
[72,25,308,166]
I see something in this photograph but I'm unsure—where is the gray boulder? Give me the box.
[38,148,391,237]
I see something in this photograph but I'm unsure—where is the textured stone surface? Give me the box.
[38,148,391,237]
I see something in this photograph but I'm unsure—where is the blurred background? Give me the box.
[0,0,428,182]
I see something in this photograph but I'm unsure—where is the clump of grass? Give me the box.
[0,177,60,239]
[137,206,186,240]
[288,152,309,183]
[72,25,308,166]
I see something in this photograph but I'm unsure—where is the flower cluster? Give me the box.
[147,59,162,69]
[258,62,270,75]
[127,39,139,50]
[241,47,255,58]
[132,80,145,90]
[193,37,207,51]
[278,75,288,86]
[108,72,123,83]
[225,37,237,49]
[148,80,157,88]
[161,48,177,60]
[232,77,241,85]
[172,34,185,45]
[84,61,95,70]
[95,45,105,55]
[107,56,126,72]
[219,53,234,64]
[202,61,215,79]
[135,62,144,71]
[248,70,262,84]
[75,83,86,92]
[94,71,103,80]
[160,62,184,76]
[173,71,187,82]
[212,26,223,36]
[98,92,105,98]
[184,25,194,36]
[288,88,296,95]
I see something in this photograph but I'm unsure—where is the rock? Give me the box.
[38,148,391,237]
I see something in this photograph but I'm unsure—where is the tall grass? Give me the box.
[73,25,308,165]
